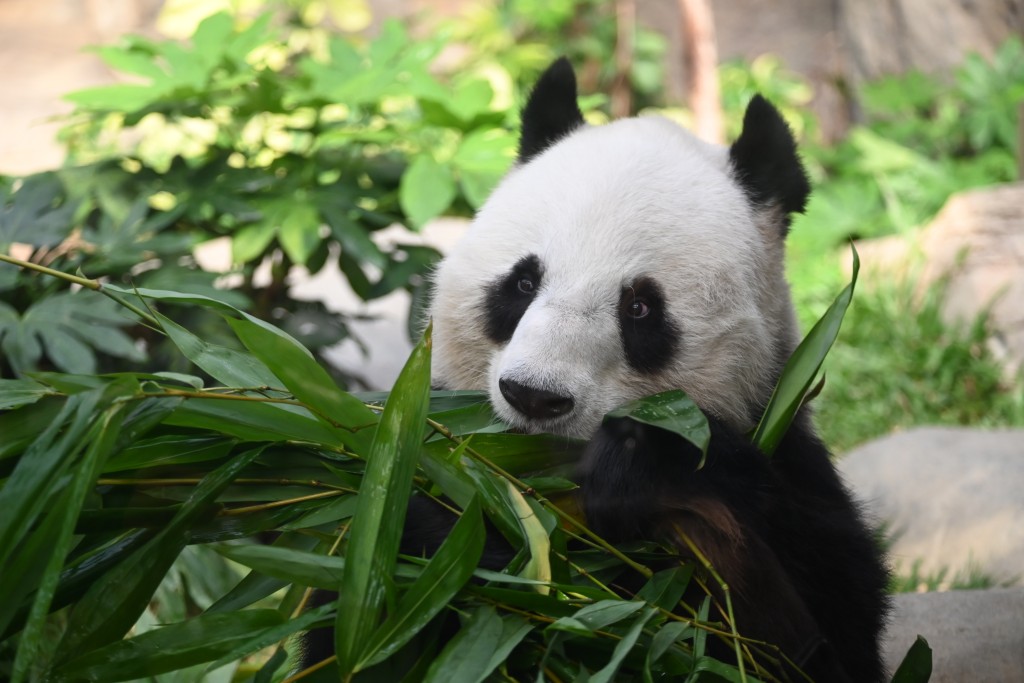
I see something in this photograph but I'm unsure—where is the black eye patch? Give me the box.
[483,254,543,344]
[619,277,679,373]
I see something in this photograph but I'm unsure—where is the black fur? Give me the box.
[580,413,890,682]
[729,95,811,233]
[618,277,680,374]
[518,57,585,164]
[483,254,543,344]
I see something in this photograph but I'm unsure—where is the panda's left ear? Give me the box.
[518,57,585,164]
[729,95,810,234]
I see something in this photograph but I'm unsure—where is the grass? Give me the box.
[792,269,1024,453]
[889,558,1006,594]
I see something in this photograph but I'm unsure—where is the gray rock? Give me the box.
[886,588,1024,682]
[839,426,1024,581]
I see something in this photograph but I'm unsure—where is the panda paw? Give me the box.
[578,417,700,541]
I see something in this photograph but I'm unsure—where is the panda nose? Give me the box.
[499,378,575,419]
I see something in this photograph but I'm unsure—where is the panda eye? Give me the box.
[517,277,536,294]
[627,298,650,319]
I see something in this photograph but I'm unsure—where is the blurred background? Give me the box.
[1,0,1022,445]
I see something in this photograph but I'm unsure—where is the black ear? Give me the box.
[729,95,810,232]
[518,57,585,164]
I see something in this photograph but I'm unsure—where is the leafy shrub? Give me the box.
[0,10,517,382]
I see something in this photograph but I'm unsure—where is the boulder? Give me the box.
[839,426,1024,580]
[854,183,1024,376]
[886,588,1024,682]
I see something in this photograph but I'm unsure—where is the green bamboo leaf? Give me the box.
[54,610,284,682]
[163,399,346,447]
[605,390,709,459]
[0,378,51,410]
[589,606,659,683]
[104,435,236,472]
[690,656,751,682]
[55,446,265,662]
[212,543,347,589]
[157,313,281,389]
[334,325,432,673]
[644,621,691,681]
[12,404,127,683]
[226,315,378,430]
[752,244,859,456]
[423,607,533,683]
[206,534,321,614]
[0,397,63,460]
[0,381,128,571]
[206,604,334,672]
[358,496,485,670]
[891,636,933,683]
[636,566,694,611]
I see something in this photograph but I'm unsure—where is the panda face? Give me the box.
[429,62,808,439]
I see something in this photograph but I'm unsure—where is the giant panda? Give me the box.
[426,58,890,682]
[302,58,890,681]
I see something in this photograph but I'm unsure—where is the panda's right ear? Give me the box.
[518,57,585,164]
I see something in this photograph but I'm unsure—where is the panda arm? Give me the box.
[579,415,857,682]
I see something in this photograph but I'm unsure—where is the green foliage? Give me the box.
[1,9,518,381]
[791,37,1023,264]
[812,277,1024,452]
[0,283,779,682]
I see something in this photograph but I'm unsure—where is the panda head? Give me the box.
[430,58,810,439]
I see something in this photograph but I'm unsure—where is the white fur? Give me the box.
[430,115,800,438]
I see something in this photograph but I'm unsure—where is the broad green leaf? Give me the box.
[94,45,165,80]
[423,607,533,683]
[690,655,753,682]
[227,315,378,430]
[277,202,322,265]
[358,496,485,669]
[752,244,859,456]
[191,12,234,69]
[54,610,284,682]
[891,636,933,683]
[64,83,161,111]
[231,221,277,263]
[334,325,432,673]
[55,446,265,661]
[605,389,710,459]
[399,155,457,228]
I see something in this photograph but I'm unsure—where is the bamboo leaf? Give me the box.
[55,446,265,662]
[605,390,709,458]
[54,610,285,682]
[11,403,127,682]
[891,636,933,683]
[589,606,659,683]
[358,496,485,669]
[423,607,533,683]
[334,324,432,673]
[226,315,378,431]
[752,244,859,456]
